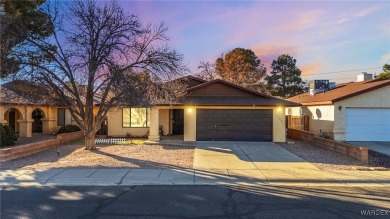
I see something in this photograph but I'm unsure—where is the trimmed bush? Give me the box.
[0,124,17,147]
[57,125,81,134]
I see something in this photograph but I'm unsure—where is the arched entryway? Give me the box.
[32,108,45,133]
[4,108,23,133]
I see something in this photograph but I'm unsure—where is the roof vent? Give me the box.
[357,72,372,82]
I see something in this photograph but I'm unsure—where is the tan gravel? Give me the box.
[1,143,194,170]
[278,139,379,170]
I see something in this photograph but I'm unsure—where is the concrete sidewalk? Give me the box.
[1,168,389,187]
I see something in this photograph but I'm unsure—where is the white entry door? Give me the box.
[345,108,390,141]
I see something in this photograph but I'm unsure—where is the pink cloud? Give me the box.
[356,4,384,17]
[300,62,324,76]
[251,41,299,69]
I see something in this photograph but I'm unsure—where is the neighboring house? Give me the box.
[1,76,298,142]
[287,77,390,141]
[0,80,76,137]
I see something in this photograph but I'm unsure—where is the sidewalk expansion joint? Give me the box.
[87,169,100,178]
[117,169,132,185]
[44,169,67,184]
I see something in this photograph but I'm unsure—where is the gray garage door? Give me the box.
[196,109,273,141]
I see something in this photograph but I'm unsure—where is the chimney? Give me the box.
[357,72,373,82]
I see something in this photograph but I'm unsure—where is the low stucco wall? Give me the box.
[287,129,368,163]
[0,131,84,162]
[333,86,390,141]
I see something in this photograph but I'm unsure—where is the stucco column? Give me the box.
[148,108,160,141]
[0,106,7,124]
[184,107,196,141]
[273,106,286,142]
[18,119,33,137]
[41,118,57,134]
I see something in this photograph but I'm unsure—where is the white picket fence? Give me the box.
[95,138,127,145]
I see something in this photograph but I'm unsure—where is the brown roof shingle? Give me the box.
[0,80,61,105]
[287,79,390,105]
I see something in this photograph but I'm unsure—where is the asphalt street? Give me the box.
[1,185,390,219]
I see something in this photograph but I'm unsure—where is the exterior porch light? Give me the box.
[277,107,282,112]
[188,107,193,113]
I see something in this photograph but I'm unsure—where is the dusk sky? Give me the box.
[119,1,389,83]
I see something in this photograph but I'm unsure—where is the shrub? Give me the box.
[57,125,81,134]
[0,124,17,147]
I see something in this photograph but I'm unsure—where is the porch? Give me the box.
[147,106,196,144]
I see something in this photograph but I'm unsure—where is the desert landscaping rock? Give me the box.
[278,139,389,171]
[1,143,194,170]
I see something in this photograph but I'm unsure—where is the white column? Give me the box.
[148,107,160,141]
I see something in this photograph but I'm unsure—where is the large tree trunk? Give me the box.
[85,133,96,150]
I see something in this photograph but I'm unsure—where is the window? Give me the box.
[123,108,150,128]
[57,108,71,126]
[57,108,65,126]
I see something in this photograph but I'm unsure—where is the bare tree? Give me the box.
[8,0,187,150]
[196,61,218,81]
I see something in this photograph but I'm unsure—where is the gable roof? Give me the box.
[182,79,298,106]
[287,79,390,105]
[188,79,270,98]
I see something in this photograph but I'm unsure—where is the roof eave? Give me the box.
[332,82,390,103]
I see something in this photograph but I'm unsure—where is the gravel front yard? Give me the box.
[278,139,390,170]
[1,143,194,170]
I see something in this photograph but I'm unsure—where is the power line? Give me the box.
[302,67,381,76]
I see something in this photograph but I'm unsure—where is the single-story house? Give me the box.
[0,76,298,142]
[287,77,390,141]
[105,76,297,142]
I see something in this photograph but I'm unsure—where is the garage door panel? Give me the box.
[196,109,273,141]
[345,108,390,141]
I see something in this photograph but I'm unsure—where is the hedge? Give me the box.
[0,124,17,147]
[57,125,81,135]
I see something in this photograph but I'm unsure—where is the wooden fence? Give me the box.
[286,115,309,131]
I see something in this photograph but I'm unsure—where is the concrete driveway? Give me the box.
[194,141,326,185]
[348,141,390,156]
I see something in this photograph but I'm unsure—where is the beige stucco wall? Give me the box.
[273,106,286,142]
[107,107,149,137]
[184,106,196,141]
[333,86,390,141]
[159,109,170,136]
[286,105,334,134]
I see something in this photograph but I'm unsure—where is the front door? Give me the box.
[9,110,16,132]
[172,109,184,135]
[96,117,108,135]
